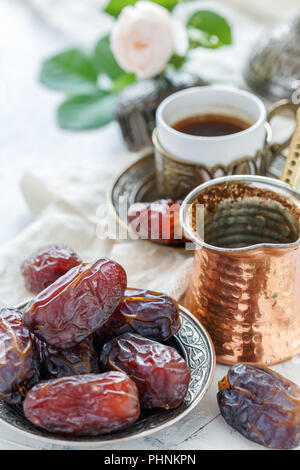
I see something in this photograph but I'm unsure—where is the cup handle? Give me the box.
[267,100,298,154]
[279,107,300,188]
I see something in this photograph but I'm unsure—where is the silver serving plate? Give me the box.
[244,15,300,101]
[0,304,215,447]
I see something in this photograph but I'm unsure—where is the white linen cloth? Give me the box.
[0,0,300,450]
[0,158,194,308]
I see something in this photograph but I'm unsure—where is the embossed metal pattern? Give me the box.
[0,305,215,447]
[153,126,273,200]
[181,175,300,366]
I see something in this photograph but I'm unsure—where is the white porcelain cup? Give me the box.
[156,86,267,165]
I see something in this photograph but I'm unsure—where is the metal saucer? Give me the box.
[108,151,157,230]
[108,151,189,252]
[0,304,215,447]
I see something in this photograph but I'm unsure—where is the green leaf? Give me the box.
[168,54,186,70]
[112,73,136,92]
[93,35,136,92]
[57,92,118,130]
[40,49,99,94]
[187,10,232,48]
[104,0,178,18]
[93,35,124,80]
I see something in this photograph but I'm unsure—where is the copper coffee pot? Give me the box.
[181,108,300,366]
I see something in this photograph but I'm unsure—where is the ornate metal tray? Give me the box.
[0,305,215,447]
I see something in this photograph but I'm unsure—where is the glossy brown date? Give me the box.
[217,363,300,449]
[21,244,82,294]
[36,336,99,380]
[23,372,140,436]
[100,333,191,409]
[94,288,181,344]
[128,199,188,246]
[23,258,127,349]
[0,308,40,404]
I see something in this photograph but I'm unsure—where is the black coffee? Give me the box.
[172,113,251,137]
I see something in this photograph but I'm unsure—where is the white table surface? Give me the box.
[0,0,299,451]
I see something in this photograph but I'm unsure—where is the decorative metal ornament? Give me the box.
[116,72,206,152]
[244,15,300,101]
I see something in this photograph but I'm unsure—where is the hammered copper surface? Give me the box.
[181,177,300,366]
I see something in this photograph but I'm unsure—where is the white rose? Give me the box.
[110,1,188,79]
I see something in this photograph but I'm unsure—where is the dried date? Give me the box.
[100,333,191,409]
[36,336,99,379]
[21,244,82,294]
[128,199,188,246]
[23,258,127,349]
[95,287,181,344]
[217,363,300,449]
[23,372,140,436]
[0,308,40,404]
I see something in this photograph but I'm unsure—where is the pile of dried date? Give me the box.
[2,244,300,448]
[0,244,191,437]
